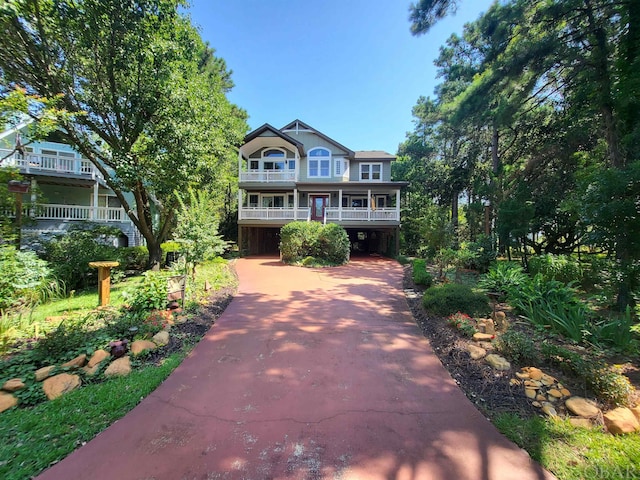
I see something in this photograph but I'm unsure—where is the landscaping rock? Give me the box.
[34,365,56,382]
[485,354,510,371]
[130,340,157,356]
[565,397,600,418]
[152,330,170,347]
[82,364,101,376]
[477,318,496,335]
[42,373,81,400]
[603,407,640,435]
[61,354,87,369]
[104,356,131,377]
[87,349,110,368]
[542,402,558,418]
[631,406,640,424]
[2,378,25,392]
[569,418,593,429]
[466,344,487,360]
[492,311,509,332]
[473,332,494,342]
[174,315,188,325]
[0,392,18,413]
[526,367,543,381]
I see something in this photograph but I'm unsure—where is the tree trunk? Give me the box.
[147,239,163,271]
[451,190,459,247]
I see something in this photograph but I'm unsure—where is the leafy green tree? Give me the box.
[0,0,248,269]
[173,188,227,280]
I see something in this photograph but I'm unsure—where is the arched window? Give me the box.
[262,148,286,170]
[308,147,331,178]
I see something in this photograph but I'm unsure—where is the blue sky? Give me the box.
[187,1,494,155]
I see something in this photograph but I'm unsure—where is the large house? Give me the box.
[237,120,406,256]
[0,122,142,247]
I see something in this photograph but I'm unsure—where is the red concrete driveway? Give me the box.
[37,257,556,480]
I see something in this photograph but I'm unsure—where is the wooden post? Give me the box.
[89,261,120,307]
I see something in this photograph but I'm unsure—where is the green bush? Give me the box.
[460,235,497,273]
[540,342,633,406]
[42,225,123,293]
[115,246,149,271]
[528,254,584,284]
[496,330,540,365]
[508,274,589,342]
[0,244,54,312]
[121,271,171,314]
[412,259,433,287]
[280,221,349,266]
[478,262,527,299]
[422,283,491,317]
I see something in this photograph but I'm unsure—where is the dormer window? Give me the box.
[308,147,331,178]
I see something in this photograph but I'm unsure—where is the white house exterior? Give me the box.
[1,123,142,247]
[238,120,406,256]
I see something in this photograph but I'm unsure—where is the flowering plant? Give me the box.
[447,311,477,337]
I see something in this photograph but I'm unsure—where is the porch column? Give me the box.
[294,188,298,220]
[395,189,401,221]
[93,180,99,220]
[367,188,371,221]
[238,226,243,256]
[238,190,243,220]
[295,150,300,181]
[338,189,343,221]
[30,178,37,217]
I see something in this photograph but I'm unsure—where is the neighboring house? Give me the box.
[238,120,406,256]
[0,122,142,247]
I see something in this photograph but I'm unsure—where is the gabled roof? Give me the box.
[280,119,355,158]
[354,150,396,161]
[242,123,305,157]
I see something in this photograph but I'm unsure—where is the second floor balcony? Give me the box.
[1,149,101,180]
[239,170,297,183]
[7,203,130,223]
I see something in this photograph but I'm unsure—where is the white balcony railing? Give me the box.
[239,207,310,221]
[239,207,399,222]
[239,170,297,183]
[325,207,399,222]
[1,149,100,179]
[6,204,127,222]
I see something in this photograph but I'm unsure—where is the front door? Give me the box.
[310,195,329,222]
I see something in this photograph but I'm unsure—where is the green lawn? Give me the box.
[495,413,640,480]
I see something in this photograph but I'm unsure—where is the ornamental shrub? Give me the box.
[0,244,53,311]
[421,283,490,317]
[280,221,349,266]
[528,254,584,284]
[412,259,433,287]
[42,224,123,292]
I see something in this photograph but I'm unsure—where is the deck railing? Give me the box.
[239,207,399,222]
[325,207,399,222]
[6,204,127,222]
[239,207,310,221]
[1,149,100,179]
[239,170,297,183]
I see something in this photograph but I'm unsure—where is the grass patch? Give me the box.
[0,352,184,480]
[494,413,640,480]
